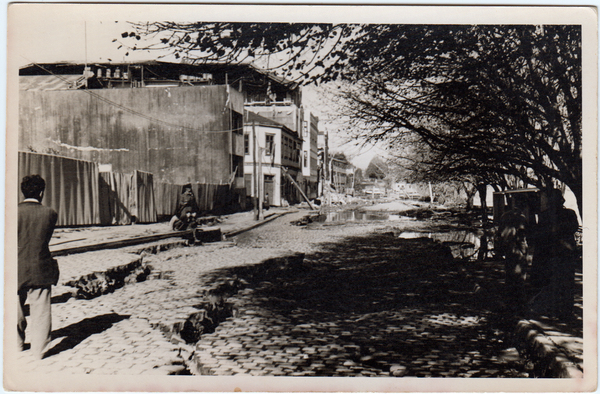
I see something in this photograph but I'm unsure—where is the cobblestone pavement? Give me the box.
[192,228,532,378]
[9,210,328,384]
[8,208,585,390]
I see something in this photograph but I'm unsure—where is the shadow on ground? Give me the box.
[46,313,130,358]
[201,233,538,377]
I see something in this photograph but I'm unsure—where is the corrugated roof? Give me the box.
[20,75,82,91]
[20,60,299,90]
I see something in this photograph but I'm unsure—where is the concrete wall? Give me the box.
[19,85,244,185]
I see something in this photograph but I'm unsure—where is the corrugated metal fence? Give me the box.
[18,152,238,227]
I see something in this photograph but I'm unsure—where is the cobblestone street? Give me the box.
[192,221,530,378]
[7,209,584,391]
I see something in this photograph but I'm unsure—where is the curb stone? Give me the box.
[514,319,583,378]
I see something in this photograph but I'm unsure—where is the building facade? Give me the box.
[19,61,246,187]
[317,130,330,197]
[243,111,302,207]
[331,154,355,196]
[299,113,319,199]
[19,61,254,223]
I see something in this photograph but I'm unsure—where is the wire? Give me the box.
[28,62,242,134]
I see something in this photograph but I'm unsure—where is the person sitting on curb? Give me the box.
[172,206,198,231]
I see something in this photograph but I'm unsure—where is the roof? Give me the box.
[19,60,299,90]
[244,110,297,137]
[20,74,82,91]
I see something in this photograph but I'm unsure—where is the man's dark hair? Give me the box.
[21,175,46,199]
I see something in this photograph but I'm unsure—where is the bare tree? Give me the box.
[122,23,582,215]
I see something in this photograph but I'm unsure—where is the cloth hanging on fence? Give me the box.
[154,182,183,218]
[99,172,133,225]
[133,170,157,223]
[99,171,157,224]
[18,152,101,226]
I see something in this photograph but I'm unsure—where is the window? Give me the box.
[304,151,308,167]
[265,134,275,156]
[244,134,249,155]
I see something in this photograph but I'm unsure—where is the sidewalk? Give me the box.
[9,207,584,386]
[50,208,291,254]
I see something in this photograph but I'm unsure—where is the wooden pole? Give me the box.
[258,149,264,220]
[283,167,316,210]
[253,121,258,220]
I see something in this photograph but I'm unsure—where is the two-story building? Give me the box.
[317,130,330,197]
[241,66,320,204]
[243,111,302,207]
[300,113,319,199]
[18,60,253,224]
[331,153,355,196]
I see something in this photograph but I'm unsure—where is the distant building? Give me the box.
[299,113,319,199]
[244,111,302,207]
[317,131,330,196]
[331,153,355,195]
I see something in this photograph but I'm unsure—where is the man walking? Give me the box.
[18,175,59,359]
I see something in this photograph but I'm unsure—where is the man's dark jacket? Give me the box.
[18,201,59,291]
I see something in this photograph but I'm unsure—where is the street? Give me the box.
[12,208,542,380]
[189,211,531,377]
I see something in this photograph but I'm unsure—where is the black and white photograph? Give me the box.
[4,3,597,392]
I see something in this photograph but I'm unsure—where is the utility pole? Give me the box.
[252,121,264,220]
[257,148,264,220]
[253,121,258,220]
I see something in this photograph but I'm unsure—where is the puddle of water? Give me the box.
[315,210,484,260]
[316,210,403,223]
[398,230,482,260]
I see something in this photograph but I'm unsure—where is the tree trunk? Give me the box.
[569,180,583,219]
[477,183,488,224]
[463,182,477,210]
